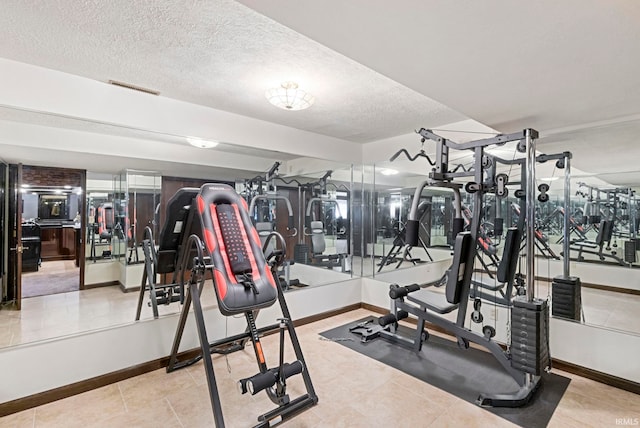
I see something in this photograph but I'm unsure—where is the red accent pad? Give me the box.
[214,269,228,300]
[203,228,217,254]
[265,267,276,289]
[197,194,205,214]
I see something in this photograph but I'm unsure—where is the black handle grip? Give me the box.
[243,361,304,395]
[389,283,420,299]
[288,216,295,229]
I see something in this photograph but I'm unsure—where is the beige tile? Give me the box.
[0,409,35,428]
[553,389,638,427]
[429,400,518,428]
[91,398,182,428]
[548,407,598,428]
[565,374,640,411]
[119,366,196,412]
[34,384,125,428]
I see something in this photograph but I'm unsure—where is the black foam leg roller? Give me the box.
[282,361,304,379]
[245,370,277,395]
[378,313,398,326]
[405,220,419,246]
[396,310,409,321]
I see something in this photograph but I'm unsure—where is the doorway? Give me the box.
[6,165,86,303]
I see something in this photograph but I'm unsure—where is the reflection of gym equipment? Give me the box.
[302,197,348,271]
[512,203,559,260]
[90,202,114,261]
[567,220,627,266]
[249,194,301,289]
[166,183,317,426]
[135,188,199,320]
[308,220,347,270]
[353,128,548,407]
[377,201,433,272]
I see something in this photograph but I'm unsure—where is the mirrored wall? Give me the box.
[0,110,360,349]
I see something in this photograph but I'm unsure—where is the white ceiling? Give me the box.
[240,0,640,186]
[0,0,638,187]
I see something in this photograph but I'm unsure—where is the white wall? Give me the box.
[84,260,120,286]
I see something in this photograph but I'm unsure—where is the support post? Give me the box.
[525,129,536,301]
[563,154,571,278]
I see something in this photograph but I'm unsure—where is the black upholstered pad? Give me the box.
[157,188,199,274]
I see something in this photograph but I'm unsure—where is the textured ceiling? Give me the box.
[0,0,466,143]
[241,0,640,187]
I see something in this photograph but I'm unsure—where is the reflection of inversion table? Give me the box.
[90,203,114,261]
[135,188,199,320]
[378,201,434,272]
[166,183,317,426]
[470,227,521,306]
[377,222,432,272]
[568,220,626,266]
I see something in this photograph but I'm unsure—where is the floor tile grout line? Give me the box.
[165,397,185,428]
[117,382,128,413]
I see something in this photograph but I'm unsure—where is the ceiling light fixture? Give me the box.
[187,137,219,149]
[380,168,399,176]
[265,81,315,111]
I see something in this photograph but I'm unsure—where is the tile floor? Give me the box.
[1,309,639,427]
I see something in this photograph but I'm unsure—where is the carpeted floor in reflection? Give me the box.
[21,267,79,298]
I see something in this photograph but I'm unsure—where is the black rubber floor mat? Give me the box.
[320,316,570,428]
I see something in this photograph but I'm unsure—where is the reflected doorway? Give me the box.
[14,165,86,301]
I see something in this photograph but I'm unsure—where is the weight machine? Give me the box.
[249,194,301,289]
[352,128,550,407]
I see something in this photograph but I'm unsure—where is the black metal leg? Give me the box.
[191,279,226,427]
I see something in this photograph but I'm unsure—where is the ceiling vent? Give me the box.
[108,80,160,96]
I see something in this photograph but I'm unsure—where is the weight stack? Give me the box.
[624,240,637,264]
[551,276,582,321]
[293,244,310,264]
[511,298,550,376]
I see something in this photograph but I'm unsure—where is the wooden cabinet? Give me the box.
[40,226,77,261]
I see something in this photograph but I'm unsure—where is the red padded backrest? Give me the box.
[196,183,277,316]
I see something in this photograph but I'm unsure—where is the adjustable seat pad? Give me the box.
[196,184,278,316]
[310,221,326,255]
